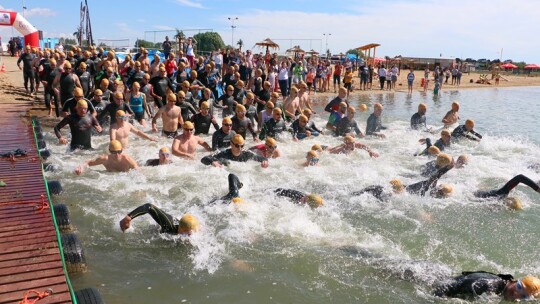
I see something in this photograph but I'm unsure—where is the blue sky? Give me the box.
[1,0,540,63]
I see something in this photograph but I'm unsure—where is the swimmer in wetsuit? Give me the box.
[201,134,269,168]
[410,103,429,131]
[208,173,244,204]
[274,189,324,208]
[434,271,540,301]
[451,119,482,142]
[54,99,103,150]
[474,174,540,199]
[145,147,172,166]
[417,129,452,156]
[420,153,453,177]
[351,166,453,201]
[119,204,199,235]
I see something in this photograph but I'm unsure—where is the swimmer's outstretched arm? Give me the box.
[353,142,379,158]
[75,155,108,175]
[494,174,540,196]
[130,125,158,142]
[120,203,176,233]
[274,188,306,203]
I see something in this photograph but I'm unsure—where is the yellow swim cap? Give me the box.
[344,135,354,143]
[177,91,186,98]
[359,104,368,112]
[246,92,254,99]
[94,89,103,95]
[306,194,323,208]
[271,92,279,98]
[236,104,246,112]
[451,101,460,111]
[504,197,523,210]
[63,61,72,69]
[311,144,323,152]
[159,66,166,72]
[201,101,209,109]
[302,108,312,116]
[307,150,318,159]
[436,153,453,168]
[76,99,88,109]
[232,197,244,204]
[226,85,234,91]
[232,134,245,145]
[178,214,200,234]
[182,121,194,130]
[159,147,170,153]
[374,103,384,110]
[441,130,451,137]
[418,103,427,110]
[182,80,190,88]
[347,106,356,113]
[265,137,277,147]
[339,101,348,108]
[79,62,87,69]
[428,146,441,155]
[273,108,282,115]
[132,82,141,88]
[101,78,109,86]
[116,110,126,117]
[291,87,299,93]
[73,87,84,97]
[190,70,198,77]
[299,114,308,122]
[114,91,123,99]
[109,140,122,152]
[522,276,540,298]
[167,93,176,102]
[266,101,274,109]
[465,119,475,129]
[236,80,244,87]
[390,179,404,193]
[439,184,453,196]
[222,117,232,125]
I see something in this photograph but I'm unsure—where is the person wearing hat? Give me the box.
[326,101,348,133]
[175,91,197,122]
[152,93,183,138]
[212,117,237,151]
[273,189,324,209]
[120,205,200,236]
[190,101,219,135]
[451,119,482,141]
[76,61,93,98]
[126,61,146,89]
[455,154,469,168]
[219,85,238,117]
[149,66,174,108]
[171,121,212,160]
[61,87,97,117]
[135,49,150,73]
[188,70,205,90]
[302,109,324,136]
[365,103,387,138]
[110,110,157,148]
[128,81,152,126]
[99,91,135,126]
[259,107,287,140]
[90,89,107,119]
[291,114,318,141]
[233,80,247,104]
[148,53,161,77]
[243,92,258,128]
[351,166,452,201]
[175,62,189,90]
[201,134,268,168]
[420,153,454,177]
[52,60,83,108]
[417,129,452,155]
[104,67,121,92]
[328,135,379,157]
[297,81,316,114]
[42,58,60,117]
[31,50,43,95]
[411,103,429,131]
[324,87,349,113]
[75,140,138,175]
[232,104,258,141]
[303,150,320,167]
[249,137,281,159]
[434,272,540,301]
[17,44,36,95]
[442,101,460,128]
[335,106,364,137]
[255,80,272,113]
[145,147,173,166]
[55,99,102,151]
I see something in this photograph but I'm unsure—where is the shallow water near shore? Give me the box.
[43,86,540,303]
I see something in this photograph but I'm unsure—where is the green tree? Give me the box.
[174,29,185,51]
[346,49,364,58]
[135,39,155,49]
[193,32,226,53]
[236,39,244,51]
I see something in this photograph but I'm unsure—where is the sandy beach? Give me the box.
[1,55,540,119]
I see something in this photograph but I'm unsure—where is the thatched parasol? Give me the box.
[254,38,280,52]
[306,49,319,56]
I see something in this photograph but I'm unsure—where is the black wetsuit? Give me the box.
[145,159,160,166]
[61,98,96,115]
[126,70,146,88]
[43,66,59,116]
[127,203,178,234]
[259,118,286,140]
[77,71,93,98]
[366,113,386,136]
[335,117,363,137]
[245,105,258,127]
[451,125,482,141]
[191,113,219,135]
[274,188,306,204]
[234,88,247,104]
[410,112,426,130]
[211,129,236,151]
[256,89,271,113]
[352,167,451,201]
[420,160,438,177]
[54,112,100,150]
[417,137,450,156]
[176,101,197,122]
[434,271,513,299]
[218,94,237,117]
[59,73,76,106]
[98,102,134,126]
[474,174,539,198]
[232,116,257,140]
[18,52,35,92]
[209,174,243,203]
[201,149,267,166]
[324,96,346,113]
[149,76,174,108]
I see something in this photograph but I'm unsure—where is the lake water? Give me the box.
[43,86,540,303]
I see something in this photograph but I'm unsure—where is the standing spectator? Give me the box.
[162,36,172,60]
[333,61,342,93]
[378,65,387,90]
[407,69,415,94]
[17,45,36,95]
[391,65,399,89]
[184,37,196,68]
[278,61,289,97]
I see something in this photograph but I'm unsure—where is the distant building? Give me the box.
[39,37,60,50]
[400,56,455,70]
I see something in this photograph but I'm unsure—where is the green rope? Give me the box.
[32,118,78,304]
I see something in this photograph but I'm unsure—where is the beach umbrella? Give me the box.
[524,64,540,69]
[373,57,386,63]
[306,49,319,56]
[286,46,305,54]
[501,63,517,69]
[254,38,280,52]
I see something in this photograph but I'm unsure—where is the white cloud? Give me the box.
[25,7,56,17]
[153,25,175,31]
[175,0,205,9]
